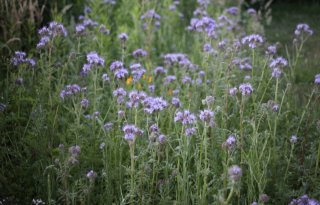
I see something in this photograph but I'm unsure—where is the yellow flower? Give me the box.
[126,76,133,85]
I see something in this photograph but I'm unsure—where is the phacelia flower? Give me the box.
[288,194,320,205]
[269,57,288,69]
[290,135,298,144]
[172,97,181,108]
[294,23,313,37]
[229,87,238,96]
[222,135,236,151]
[80,98,89,109]
[127,90,147,108]
[272,68,282,78]
[199,109,215,126]
[118,33,128,42]
[11,51,36,67]
[239,83,253,96]
[142,97,168,114]
[174,110,197,125]
[103,122,113,131]
[185,127,197,137]
[132,48,148,58]
[86,52,105,66]
[102,73,110,81]
[86,170,97,181]
[113,88,127,104]
[228,165,242,181]
[226,7,238,16]
[123,124,143,141]
[241,34,264,49]
[259,194,269,203]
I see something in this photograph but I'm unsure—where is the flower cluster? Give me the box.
[11,51,35,67]
[294,23,313,37]
[122,124,143,141]
[37,22,67,49]
[141,9,161,28]
[222,135,237,151]
[68,145,81,164]
[241,34,264,49]
[142,97,168,114]
[113,88,127,104]
[110,61,128,79]
[239,83,253,96]
[188,16,216,37]
[174,110,197,125]
[228,165,242,181]
[132,48,148,58]
[81,52,105,75]
[60,84,82,100]
[199,109,215,127]
[288,195,319,205]
[127,90,147,108]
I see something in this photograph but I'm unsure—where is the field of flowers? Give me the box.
[1,0,320,204]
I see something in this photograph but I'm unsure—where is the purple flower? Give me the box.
[314,74,320,85]
[226,7,238,16]
[202,96,215,105]
[203,43,213,53]
[266,45,277,55]
[102,73,110,81]
[149,124,160,133]
[99,24,110,35]
[164,75,177,85]
[127,90,147,108]
[141,9,161,21]
[188,17,216,36]
[182,75,192,84]
[104,122,113,131]
[48,21,68,37]
[199,109,214,126]
[118,110,125,118]
[132,68,146,81]
[123,124,142,141]
[148,84,155,92]
[294,23,313,36]
[247,8,257,15]
[86,52,105,66]
[174,110,197,125]
[132,48,148,58]
[81,98,89,109]
[290,135,298,144]
[36,36,50,50]
[86,170,97,180]
[172,97,181,108]
[185,127,197,137]
[270,57,288,69]
[229,87,238,96]
[241,34,264,49]
[239,83,253,96]
[75,24,86,35]
[222,135,236,151]
[158,134,166,144]
[113,88,127,104]
[69,145,81,156]
[272,68,282,78]
[114,68,129,79]
[118,33,128,42]
[11,51,36,67]
[110,61,124,72]
[60,84,82,100]
[154,66,167,75]
[228,165,242,181]
[142,97,168,114]
[289,195,320,205]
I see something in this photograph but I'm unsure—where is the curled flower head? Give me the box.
[127,90,147,108]
[142,97,168,114]
[289,195,320,205]
[199,109,214,126]
[226,7,238,16]
[270,57,288,69]
[80,98,89,109]
[229,87,238,96]
[113,88,127,104]
[290,135,298,144]
[86,52,105,66]
[132,48,147,58]
[174,110,197,125]
[86,170,97,181]
[118,33,128,42]
[69,145,81,157]
[185,127,197,137]
[239,83,253,96]
[110,61,124,72]
[172,97,181,108]
[241,34,264,49]
[122,124,143,141]
[104,122,113,131]
[228,165,242,181]
[272,68,282,78]
[294,23,313,37]
[222,135,236,151]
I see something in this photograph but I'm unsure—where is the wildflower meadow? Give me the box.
[1,0,320,204]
